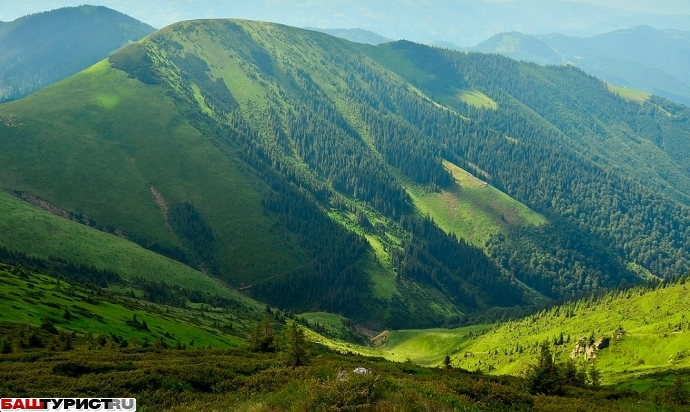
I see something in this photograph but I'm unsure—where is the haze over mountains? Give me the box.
[305,28,393,45]
[1,0,688,47]
[470,26,690,106]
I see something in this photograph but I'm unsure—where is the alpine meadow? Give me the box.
[1,13,690,411]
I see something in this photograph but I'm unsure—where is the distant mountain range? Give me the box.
[305,28,393,45]
[3,9,690,402]
[0,5,154,102]
[469,26,690,106]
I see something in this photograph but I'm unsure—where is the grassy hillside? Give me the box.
[0,59,301,286]
[0,264,245,348]
[2,19,537,326]
[3,18,690,327]
[0,188,259,303]
[457,88,497,109]
[409,160,546,247]
[1,341,670,412]
[373,279,690,386]
[0,262,681,411]
[608,84,650,104]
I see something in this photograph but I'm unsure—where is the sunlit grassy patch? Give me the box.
[608,84,650,104]
[408,160,546,247]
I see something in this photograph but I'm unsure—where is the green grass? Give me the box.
[306,279,690,390]
[0,264,244,347]
[299,312,347,330]
[362,281,690,386]
[458,88,497,109]
[0,189,260,307]
[364,254,399,301]
[408,160,547,247]
[0,342,664,412]
[0,59,302,287]
[608,84,650,104]
[378,325,489,365]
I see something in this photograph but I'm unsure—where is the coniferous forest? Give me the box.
[2,18,690,328]
[2,10,690,411]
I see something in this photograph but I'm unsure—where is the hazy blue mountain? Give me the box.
[306,28,393,45]
[0,5,154,102]
[1,1,688,47]
[472,26,690,106]
[469,32,565,64]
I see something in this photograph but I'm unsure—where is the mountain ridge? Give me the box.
[2,18,690,328]
[0,5,155,102]
[471,25,690,106]
[305,27,393,45]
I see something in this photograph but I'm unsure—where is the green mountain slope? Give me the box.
[2,19,690,327]
[373,278,690,386]
[0,60,300,286]
[0,6,155,102]
[0,325,665,412]
[0,189,261,306]
[0,264,245,348]
[408,160,547,247]
[1,20,531,327]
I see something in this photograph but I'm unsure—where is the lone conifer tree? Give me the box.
[249,315,275,353]
[283,320,308,367]
[525,341,562,395]
[443,354,453,369]
[587,361,601,389]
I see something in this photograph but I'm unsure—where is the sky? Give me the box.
[1,1,689,46]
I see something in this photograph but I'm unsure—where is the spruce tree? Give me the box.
[588,361,601,389]
[525,341,562,395]
[283,320,308,367]
[443,354,452,369]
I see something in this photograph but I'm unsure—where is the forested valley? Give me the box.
[2,19,690,329]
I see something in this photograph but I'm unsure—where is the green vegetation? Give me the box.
[458,88,498,109]
[299,312,347,332]
[0,57,301,287]
[2,259,690,410]
[0,264,246,348]
[371,278,690,386]
[608,84,650,104]
[409,160,546,247]
[4,342,676,411]
[3,18,690,329]
[0,189,256,303]
[2,283,688,412]
[0,19,532,327]
[4,16,690,410]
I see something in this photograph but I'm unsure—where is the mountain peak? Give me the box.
[3,18,690,329]
[0,5,154,102]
